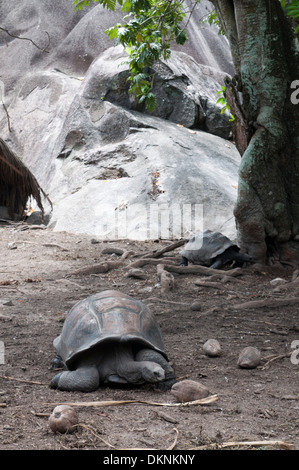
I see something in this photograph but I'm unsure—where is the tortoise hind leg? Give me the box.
[50,365,100,392]
[210,247,252,269]
[136,348,176,390]
[209,256,226,269]
[230,250,252,264]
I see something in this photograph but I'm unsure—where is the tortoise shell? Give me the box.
[53,290,167,370]
[181,230,237,266]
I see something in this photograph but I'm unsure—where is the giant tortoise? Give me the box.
[50,290,175,392]
[180,230,252,269]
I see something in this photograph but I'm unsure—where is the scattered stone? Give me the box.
[171,379,210,403]
[203,339,221,357]
[26,211,50,225]
[8,242,17,250]
[270,278,287,286]
[160,271,175,293]
[1,300,13,306]
[90,238,100,244]
[190,301,201,311]
[237,346,261,369]
[49,405,78,434]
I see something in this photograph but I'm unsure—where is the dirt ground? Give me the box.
[0,221,298,452]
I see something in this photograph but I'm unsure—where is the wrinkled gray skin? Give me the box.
[50,343,174,392]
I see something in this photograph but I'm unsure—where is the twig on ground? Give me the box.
[129,258,177,268]
[0,375,48,385]
[144,297,189,306]
[232,297,299,310]
[47,395,218,409]
[192,439,294,450]
[144,240,186,259]
[76,424,179,451]
[163,265,243,277]
[260,352,292,370]
[67,261,123,276]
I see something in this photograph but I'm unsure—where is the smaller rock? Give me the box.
[26,211,50,225]
[190,301,201,311]
[1,300,13,306]
[171,379,209,403]
[238,346,261,369]
[8,242,17,250]
[160,271,174,293]
[270,278,287,286]
[49,405,78,434]
[203,339,221,357]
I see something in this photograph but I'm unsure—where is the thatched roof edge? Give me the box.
[0,138,52,219]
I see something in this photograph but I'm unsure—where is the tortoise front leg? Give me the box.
[50,365,100,392]
[180,256,188,266]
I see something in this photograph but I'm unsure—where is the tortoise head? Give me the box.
[140,362,165,383]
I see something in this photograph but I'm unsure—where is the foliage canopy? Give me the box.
[73,0,299,110]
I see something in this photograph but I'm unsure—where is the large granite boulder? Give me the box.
[0,1,239,240]
[91,46,232,138]
[48,109,240,240]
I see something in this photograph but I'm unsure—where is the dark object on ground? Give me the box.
[180,230,252,269]
[50,290,175,392]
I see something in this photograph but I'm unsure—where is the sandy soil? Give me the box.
[0,221,298,451]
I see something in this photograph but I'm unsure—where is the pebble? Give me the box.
[8,242,17,250]
[238,346,261,369]
[203,339,221,357]
[1,300,13,306]
[270,278,287,286]
[171,379,210,403]
[190,301,201,311]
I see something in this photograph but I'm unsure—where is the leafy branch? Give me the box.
[73,0,189,111]
[202,9,225,35]
[216,86,235,122]
[281,0,299,34]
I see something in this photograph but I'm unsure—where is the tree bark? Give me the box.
[210,0,299,263]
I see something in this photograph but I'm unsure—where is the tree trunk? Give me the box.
[210,0,299,263]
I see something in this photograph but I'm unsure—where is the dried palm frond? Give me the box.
[0,138,52,219]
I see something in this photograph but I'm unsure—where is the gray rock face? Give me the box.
[96,47,232,138]
[0,1,239,241]
[48,111,240,239]
[0,0,233,91]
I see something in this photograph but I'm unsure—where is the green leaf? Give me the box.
[75,0,199,112]
[73,0,118,11]
[145,93,156,112]
[105,25,120,39]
